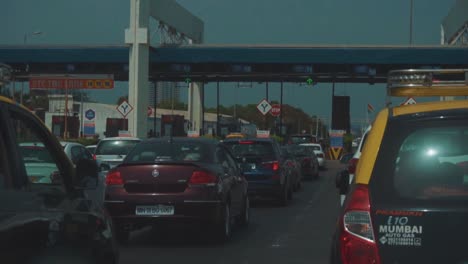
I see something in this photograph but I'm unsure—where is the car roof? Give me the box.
[99,137,141,141]
[143,137,219,145]
[222,137,274,143]
[300,143,321,147]
[60,141,84,147]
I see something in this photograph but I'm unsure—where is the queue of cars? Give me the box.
[332,69,468,264]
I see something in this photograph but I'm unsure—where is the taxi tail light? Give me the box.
[105,170,123,185]
[263,161,280,171]
[189,170,217,185]
[92,154,96,160]
[339,184,380,264]
[347,158,359,174]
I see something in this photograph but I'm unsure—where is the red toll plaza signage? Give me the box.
[29,75,114,90]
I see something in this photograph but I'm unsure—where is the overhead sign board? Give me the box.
[187,130,200,138]
[85,109,95,120]
[29,74,114,90]
[256,130,270,138]
[117,101,133,118]
[256,99,272,115]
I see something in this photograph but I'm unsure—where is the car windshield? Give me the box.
[95,140,140,156]
[125,142,211,163]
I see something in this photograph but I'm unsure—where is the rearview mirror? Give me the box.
[75,158,99,189]
[336,170,350,195]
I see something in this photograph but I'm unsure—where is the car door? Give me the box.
[215,147,241,213]
[224,146,245,215]
[0,103,115,263]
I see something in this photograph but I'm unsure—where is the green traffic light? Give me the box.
[306,78,313,85]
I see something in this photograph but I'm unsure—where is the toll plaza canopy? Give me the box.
[1,44,467,83]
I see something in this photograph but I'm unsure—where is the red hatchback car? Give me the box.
[104,138,249,243]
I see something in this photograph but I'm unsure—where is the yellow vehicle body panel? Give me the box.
[355,108,389,185]
[393,99,468,116]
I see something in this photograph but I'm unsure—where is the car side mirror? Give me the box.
[336,170,350,195]
[75,158,99,189]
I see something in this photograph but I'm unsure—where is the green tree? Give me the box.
[116,95,129,105]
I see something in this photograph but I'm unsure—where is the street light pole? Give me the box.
[409,0,414,45]
[22,31,43,105]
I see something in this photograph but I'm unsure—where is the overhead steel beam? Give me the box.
[149,0,204,44]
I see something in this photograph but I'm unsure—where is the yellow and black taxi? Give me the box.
[0,96,119,263]
[332,69,468,264]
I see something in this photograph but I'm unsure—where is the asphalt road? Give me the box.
[119,160,344,264]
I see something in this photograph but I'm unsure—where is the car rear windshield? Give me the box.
[95,140,140,156]
[224,141,276,159]
[287,145,311,156]
[370,117,468,203]
[290,135,315,144]
[304,145,321,151]
[125,142,212,163]
[20,145,54,163]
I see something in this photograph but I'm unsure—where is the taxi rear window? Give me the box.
[370,117,468,202]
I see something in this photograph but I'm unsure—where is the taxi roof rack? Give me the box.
[387,69,468,97]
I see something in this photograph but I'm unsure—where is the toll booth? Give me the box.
[51,115,79,138]
[161,115,185,137]
[105,118,128,137]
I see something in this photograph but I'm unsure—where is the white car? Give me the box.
[300,143,326,169]
[94,137,141,171]
[60,141,94,165]
[339,125,372,205]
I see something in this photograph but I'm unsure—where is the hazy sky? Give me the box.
[1,0,458,124]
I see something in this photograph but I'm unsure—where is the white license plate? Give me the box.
[135,205,174,216]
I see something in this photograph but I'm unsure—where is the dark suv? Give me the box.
[0,96,119,263]
[222,138,294,205]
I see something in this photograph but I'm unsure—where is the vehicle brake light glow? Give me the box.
[92,154,96,160]
[339,184,380,264]
[189,170,217,185]
[105,171,123,185]
[262,161,279,171]
[239,141,255,144]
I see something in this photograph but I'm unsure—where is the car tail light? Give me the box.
[239,140,255,144]
[92,154,96,160]
[189,170,217,185]
[339,184,380,264]
[347,158,359,174]
[262,161,279,171]
[106,170,123,185]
